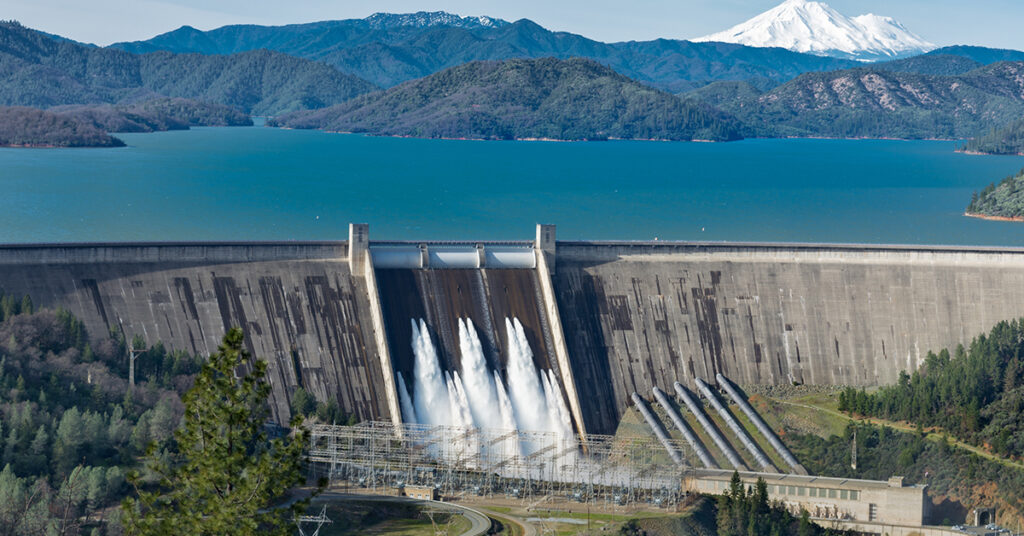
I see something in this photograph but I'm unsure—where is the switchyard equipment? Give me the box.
[694,378,776,472]
[307,422,692,508]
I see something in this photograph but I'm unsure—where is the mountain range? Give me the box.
[694,0,935,61]
[693,61,1024,139]
[110,10,857,92]
[4,4,1024,146]
[0,20,374,115]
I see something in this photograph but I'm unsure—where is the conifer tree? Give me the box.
[124,328,311,536]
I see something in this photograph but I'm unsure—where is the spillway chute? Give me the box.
[402,315,575,464]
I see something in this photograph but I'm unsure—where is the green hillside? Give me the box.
[271,57,746,142]
[962,119,1024,155]
[0,21,376,115]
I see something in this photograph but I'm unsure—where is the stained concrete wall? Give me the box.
[554,242,1024,434]
[0,243,389,424]
[9,240,1024,437]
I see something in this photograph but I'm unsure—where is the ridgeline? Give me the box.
[0,21,376,115]
[270,57,746,142]
[694,61,1024,139]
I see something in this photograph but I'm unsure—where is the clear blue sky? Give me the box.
[7,0,1023,50]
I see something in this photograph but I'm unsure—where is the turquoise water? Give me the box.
[2,126,1024,244]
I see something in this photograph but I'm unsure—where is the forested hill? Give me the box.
[694,61,1024,139]
[110,14,857,91]
[0,107,125,147]
[0,99,251,148]
[0,21,376,115]
[965,169,1024,220]
[54,98,251,132]
[961,119,1024,156]
[270,58,746,142]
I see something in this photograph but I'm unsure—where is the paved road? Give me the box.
[471,505,538,536]
[311,492,492,536]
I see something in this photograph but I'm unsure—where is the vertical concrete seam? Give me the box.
[535,247,588,440]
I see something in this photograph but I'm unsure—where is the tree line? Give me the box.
[838,318,1024,459]
[966,168,1024,218]
[0,292,336,534]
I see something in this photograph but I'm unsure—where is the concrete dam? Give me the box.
[4,225,1024,435]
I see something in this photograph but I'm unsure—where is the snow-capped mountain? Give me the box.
[364,11,508,31]
[693,0,935,61]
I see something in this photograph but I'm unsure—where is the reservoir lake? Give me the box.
[2,125,1023,245]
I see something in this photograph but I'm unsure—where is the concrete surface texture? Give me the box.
[6,239,1024,437]
[0,243,389,424]
[554,242,1024,434]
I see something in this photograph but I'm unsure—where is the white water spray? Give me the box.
[403,316,575,463]
[504,318,558,434]
[457,318,501,427]
[410,319,450,427]
[396,372,417,424]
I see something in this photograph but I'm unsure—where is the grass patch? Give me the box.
[311,499,470,536]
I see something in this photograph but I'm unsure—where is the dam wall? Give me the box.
[0,242,389,424]
[553,241,1024,434]
[6,232,1024,436]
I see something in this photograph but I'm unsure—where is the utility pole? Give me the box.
[851,428,857,470]
[128,343,139,389]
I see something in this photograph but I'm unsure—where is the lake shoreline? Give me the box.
[964,212,1024,223]
[957,149,1024,157]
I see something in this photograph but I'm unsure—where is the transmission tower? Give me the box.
[296,505,332,536]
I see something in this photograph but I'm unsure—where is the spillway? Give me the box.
[375,265,556,380]
[371,241,579,444]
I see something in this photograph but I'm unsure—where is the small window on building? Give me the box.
[809,488,817,497]
[788,486,796,495]
[829,489,837,499]
[798,487,806,496]
[850,490,859,500]
[840,490,849,500]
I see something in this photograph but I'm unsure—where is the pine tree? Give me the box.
[124,328,313,536]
